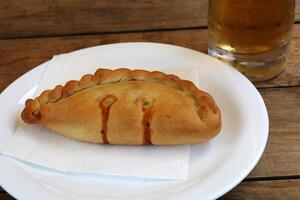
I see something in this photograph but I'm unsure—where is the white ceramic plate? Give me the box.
[0,43,268,200]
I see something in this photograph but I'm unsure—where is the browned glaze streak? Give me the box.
[142,107,154,145]
[99,95,117,144]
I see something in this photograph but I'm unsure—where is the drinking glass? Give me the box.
[208,0,295,82]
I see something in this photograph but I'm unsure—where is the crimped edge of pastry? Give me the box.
[21,68,221,132]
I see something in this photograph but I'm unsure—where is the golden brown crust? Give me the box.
[21,68,221,145]
[22,68,218,122]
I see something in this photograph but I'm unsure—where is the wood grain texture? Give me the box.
[220,179,300,200]
[0,29,209,92]
[1,25,300,92]
[1,0,300,38]
[0,0,208,38]
[248,87,300,178]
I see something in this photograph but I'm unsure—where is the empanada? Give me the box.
[22,68,221,145]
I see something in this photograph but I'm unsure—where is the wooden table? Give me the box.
[0,1,299,199]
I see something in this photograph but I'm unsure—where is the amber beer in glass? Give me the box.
[208,0,295,82]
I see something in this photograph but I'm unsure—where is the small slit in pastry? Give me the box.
[142,97,155,145]
[99,95,117,144]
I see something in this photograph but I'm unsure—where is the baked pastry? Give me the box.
[21,68,221,145]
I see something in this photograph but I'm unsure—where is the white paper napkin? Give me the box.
[2,51,199,180]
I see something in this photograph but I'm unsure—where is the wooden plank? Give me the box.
[220,179,300,200]
[1,0,300,38]
[297,0,300,21]
[1,26,300,91]
[0,29,208,92]
[0,0,208,38]
[248,87,300,178]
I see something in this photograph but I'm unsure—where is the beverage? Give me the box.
[208,0,295,82]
